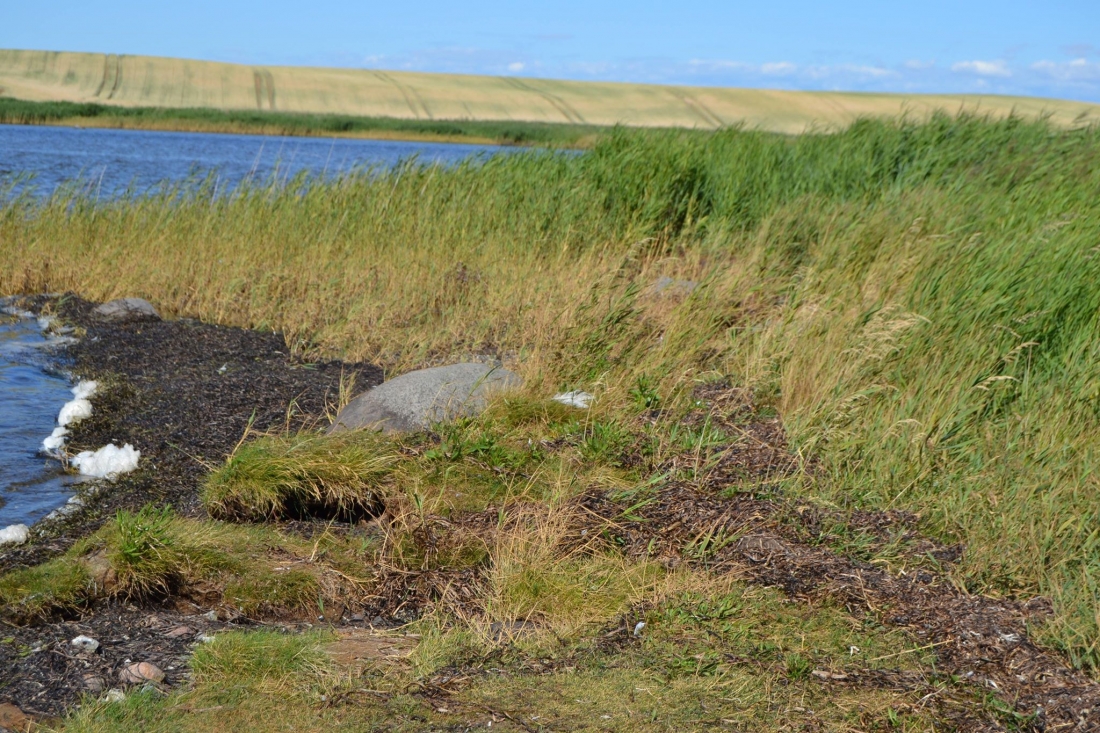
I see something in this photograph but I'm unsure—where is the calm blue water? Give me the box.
[0,125,513,528]
[0,314,80,529]
[0,123,510,198]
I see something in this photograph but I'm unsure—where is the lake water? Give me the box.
[0,313,81,529]
[0,124,515,531]
[0,123,510,198]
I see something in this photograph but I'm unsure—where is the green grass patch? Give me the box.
[0,558,90,621]
[0,507,368,620]
[202,431,399,521]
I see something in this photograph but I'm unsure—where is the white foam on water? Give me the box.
[41,382,98,454]
[0,524,30,545]
[58,398,92,427]
[71,443,140,480]
[552,390,594,409]
[42,426,69,454]
[71,380,98,400]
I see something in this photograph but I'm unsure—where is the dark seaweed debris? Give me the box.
[0,294,382,571]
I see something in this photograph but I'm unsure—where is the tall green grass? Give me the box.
[4,113,1100,668]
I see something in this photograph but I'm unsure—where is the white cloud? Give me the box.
[1032,58,1100,80]
[839,64,894,78]
[951,60,1011,77]
[347,48,1099,103]
[760,61,797,76]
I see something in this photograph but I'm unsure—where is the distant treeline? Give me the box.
[0,97,606,146]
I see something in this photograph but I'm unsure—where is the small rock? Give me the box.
[71,635,100,653]
[93,297,160,322]
[164,625,194,639]
[119,661,165,685]
[83,550,118,592]
[652,276,698,296]
[329,363,521,434]
[82,674,106,693]
[103,689,126,703]
[0,524,29,546]
[633,621,646,637]
[197,634,216,644]
[202,609,219,622]
[0,702,28,731]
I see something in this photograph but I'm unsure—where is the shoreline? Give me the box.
[0,294,381,577]
[0,98,605,148]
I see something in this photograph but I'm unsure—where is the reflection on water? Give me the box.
[0,314,80,527]
[0,124,511,198]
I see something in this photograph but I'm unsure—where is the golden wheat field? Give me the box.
[2,48,1097,133]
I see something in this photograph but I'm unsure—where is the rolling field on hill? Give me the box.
[1,48,1098,135]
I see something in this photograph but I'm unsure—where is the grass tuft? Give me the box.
[202,431,399,521]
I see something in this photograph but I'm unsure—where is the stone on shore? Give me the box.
[93,298,160,322]
[329,363,521,434]
[119,662,165,685]
[0,702,28,732]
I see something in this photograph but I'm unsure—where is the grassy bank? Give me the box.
[0,97,604,146]
[3,112,1100,727]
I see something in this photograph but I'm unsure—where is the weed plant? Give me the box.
[4,113,1100,671]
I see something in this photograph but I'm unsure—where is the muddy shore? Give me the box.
[0,294,382,718]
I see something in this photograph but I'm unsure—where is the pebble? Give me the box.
[119,661,165,685]
[164,625,194,639]
[70,635,100,653]
[202,609,219,621]
[103,689,126,703]
[82,674,106,693]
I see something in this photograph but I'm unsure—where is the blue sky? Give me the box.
[4,1,1100,101]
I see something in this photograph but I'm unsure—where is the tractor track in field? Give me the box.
[503,77,586,124]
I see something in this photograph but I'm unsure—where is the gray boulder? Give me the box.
[94,298,160,322]
[329,363,521,434]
